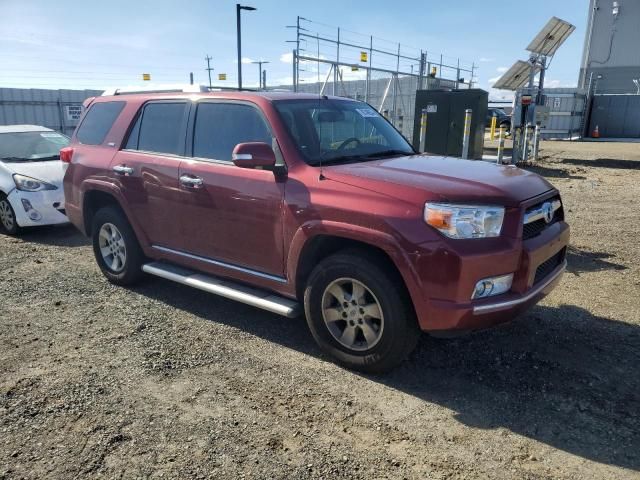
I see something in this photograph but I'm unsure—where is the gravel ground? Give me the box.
[1,141,639,479]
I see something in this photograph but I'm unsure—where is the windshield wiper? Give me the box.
[361,149,413,159]
[309,154,363,166]
[1,155,60,162]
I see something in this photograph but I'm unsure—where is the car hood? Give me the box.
[323,154,554,207]
[2,160,66,188]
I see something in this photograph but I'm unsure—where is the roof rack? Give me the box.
[101,84,210,96]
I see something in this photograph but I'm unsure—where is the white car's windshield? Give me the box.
[274,98,414,166]
[0,131,69,162]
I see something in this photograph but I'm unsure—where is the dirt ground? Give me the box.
[1,140,639,480]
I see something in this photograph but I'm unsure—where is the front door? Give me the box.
[178,101,285,277]
[111,100,189,249]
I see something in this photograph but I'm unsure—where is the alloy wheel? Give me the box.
[321,277,384,352]
[0,200,15,231]
[98,223,127,273]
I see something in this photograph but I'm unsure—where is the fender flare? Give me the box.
[286,220,423,306]
[80,179,150,249]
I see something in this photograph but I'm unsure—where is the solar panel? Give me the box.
[492,60,541,91]
[526,17,576,57]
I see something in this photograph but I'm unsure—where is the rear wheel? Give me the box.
[91,206,144,285]
[0,196,20,236]
[304,251,421,373]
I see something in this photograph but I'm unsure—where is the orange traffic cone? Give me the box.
[592,125,600,138]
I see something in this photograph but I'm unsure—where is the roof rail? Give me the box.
[101,85,210,96]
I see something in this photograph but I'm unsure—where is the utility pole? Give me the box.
[251,60,270,89]
[262,70,266,90]
[205,55,213,89]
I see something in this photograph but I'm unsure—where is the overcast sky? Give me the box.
[0,0,589,99]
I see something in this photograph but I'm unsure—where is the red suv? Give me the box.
[62,91,569,372]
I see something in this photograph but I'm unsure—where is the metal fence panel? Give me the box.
[513,88,587,139]
[0,88,103,136]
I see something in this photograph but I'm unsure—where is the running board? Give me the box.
[142,262,301,318]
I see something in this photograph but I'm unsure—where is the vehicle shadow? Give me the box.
[15,224,89,248]
[562,157,640,170]
[131,278,640,471]
[566,245,627,275]
[525,164,587,180]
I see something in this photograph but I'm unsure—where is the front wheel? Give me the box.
[0,196,21,236]
[304,251,420,373]
[91,206,145,285]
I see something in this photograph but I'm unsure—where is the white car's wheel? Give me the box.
[0,196,20,236]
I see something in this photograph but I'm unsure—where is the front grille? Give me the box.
[523,218,549,240]
[522,197,563,240]
[534,248,566,285]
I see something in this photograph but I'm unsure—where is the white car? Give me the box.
[0,125,69,235]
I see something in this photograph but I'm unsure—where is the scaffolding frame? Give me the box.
[289,17,475,127]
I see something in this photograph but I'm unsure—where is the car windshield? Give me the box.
[274,98,414,166]
[0,131,69,162]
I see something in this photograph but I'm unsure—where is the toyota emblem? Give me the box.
[542,202,554,223]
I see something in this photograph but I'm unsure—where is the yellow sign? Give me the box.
[142,73,151,81]
[351,66,359,72]
[218,73,227,81]
[360,51,368,62]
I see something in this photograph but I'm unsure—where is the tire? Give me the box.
[0,195,21,236]
[91,206,145,285]
[303,250,421,373]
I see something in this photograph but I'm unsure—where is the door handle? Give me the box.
[180,175,204,188]
[112,165,134,175]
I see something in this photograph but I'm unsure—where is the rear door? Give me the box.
[111,100,189,249]
[178,101,285,277]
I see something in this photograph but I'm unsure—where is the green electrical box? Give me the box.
[412,89,488,159]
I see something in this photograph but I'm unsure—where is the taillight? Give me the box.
[60,147,74,163]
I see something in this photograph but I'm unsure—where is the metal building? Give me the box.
[579,0,640,94]
[0,88,103,136]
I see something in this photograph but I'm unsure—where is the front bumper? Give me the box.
[7,189,68,227]
[409,220,570,332]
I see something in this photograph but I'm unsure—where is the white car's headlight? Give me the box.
[424,203,505,239]
[13,174,57,192]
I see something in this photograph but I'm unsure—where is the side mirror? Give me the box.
[232,142,276,168]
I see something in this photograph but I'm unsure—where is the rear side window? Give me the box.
[76,101,125,145]
[126,102,187,155]
[193,103,272,161]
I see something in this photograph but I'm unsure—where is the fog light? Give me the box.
[29,210,42,221]
[21,198,34,212]
[472,273,513,299]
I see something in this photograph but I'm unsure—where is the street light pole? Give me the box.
[251,60,270,89]
[236,4,256,91]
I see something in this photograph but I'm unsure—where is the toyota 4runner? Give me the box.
[62,91,569,372]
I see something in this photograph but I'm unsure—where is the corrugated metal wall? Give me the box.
[589,94,640,138]
[0,88,103,136]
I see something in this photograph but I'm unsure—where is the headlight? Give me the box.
[424,203,505,239]
[13,174,57,192]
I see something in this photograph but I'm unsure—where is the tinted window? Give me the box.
[76,101,125,145]
[193,103,272,161]
[130,102,187,155]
